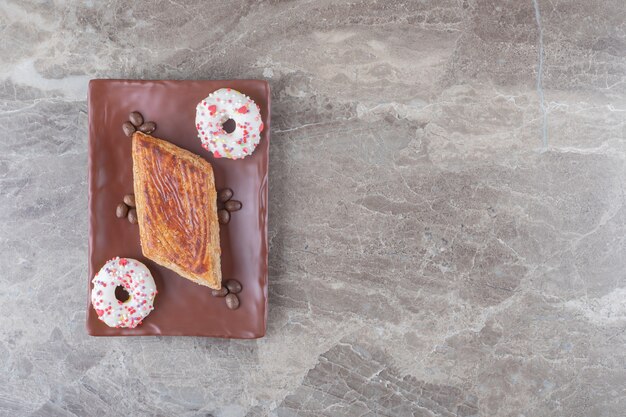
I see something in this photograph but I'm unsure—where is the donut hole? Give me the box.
[115,285,130,303]
[222,118,236,134]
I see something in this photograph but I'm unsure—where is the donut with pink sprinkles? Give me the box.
[195,88,264,160]
[91,257,157,328]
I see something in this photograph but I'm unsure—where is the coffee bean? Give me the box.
[211,287,229,297]
[225,294,240,310]
[217,188,233,203]
[225,280,242,294]
[123,194,136,207]
[129,111,143,127]
[218,209,230,224]
[116,203,129,218]
[138,121,156,134]
[225,200,242,212]
[127,208,138,224]
[122,122,136,137]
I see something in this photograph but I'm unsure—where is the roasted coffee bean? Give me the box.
[217,188,233,203]
[225,280,242,294]
[116,203,129,218]
[138,121,156,134]
[225,200,242,212]
[123,194,136,207]
[225,294,240,310]
[129,111,143,127]
[218,209,230,224]
[127,208,138,224]
[211,287,229,297]
[122,122,136,137]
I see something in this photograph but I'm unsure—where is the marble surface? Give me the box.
[1,0,625,416]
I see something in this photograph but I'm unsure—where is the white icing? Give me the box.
[91,257,157,328]
[195,88,264,160]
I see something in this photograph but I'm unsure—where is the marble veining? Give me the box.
[0,0,625,416]
[531,0,548,148]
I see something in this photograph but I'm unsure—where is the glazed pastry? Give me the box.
[132,132,222,289]
[91,257,157,328]
[195,88,264,159]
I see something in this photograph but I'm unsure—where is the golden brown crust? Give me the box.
[132,132,222,289]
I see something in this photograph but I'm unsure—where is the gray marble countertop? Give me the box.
[1,1,625,416]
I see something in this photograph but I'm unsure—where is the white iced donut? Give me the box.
[195,88,264,159]
[91,257,157,328]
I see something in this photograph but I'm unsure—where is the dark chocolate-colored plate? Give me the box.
[87,80,269,338]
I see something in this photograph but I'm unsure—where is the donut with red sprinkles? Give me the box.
[91,257,157,328]
[195,88,263,160]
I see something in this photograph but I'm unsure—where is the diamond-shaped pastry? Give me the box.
[131,131,222,289]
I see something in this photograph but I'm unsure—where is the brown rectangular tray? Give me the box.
[87,79,269,338]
